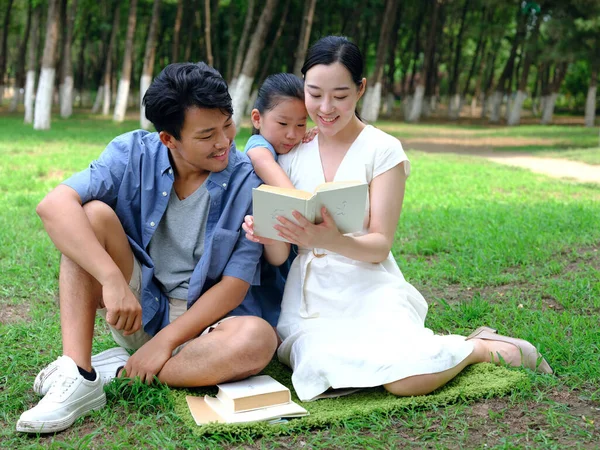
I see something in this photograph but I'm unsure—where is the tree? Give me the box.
[24,3,40,123]
[406,0,440,123]
[0,0,15,102]
[230,0,255,90]
[113,0,138,122]
[34,0,61,130]
[489,3,527,123]
[541,62,568,124]
[140,0,161,129]
[9,0,32,112]
[585,59,597,127]
[231,0,279,129]
[360,0,398,122]
[204,0,213,66]
[447,0,471,119]
[59,0,78,118]
[293,0,317,76]
[171,0,184,62]
[507,8,542,126]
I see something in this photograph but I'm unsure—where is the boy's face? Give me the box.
[161,107,235,175]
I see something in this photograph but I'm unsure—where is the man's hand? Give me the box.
[102,275,142,336]
[122,337,172,384]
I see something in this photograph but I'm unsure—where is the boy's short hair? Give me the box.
[143,62,233,140]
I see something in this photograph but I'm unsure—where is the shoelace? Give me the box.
[43,372,77,402]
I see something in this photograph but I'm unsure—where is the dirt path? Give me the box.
[404,141,600,184]
[484,155,600,184]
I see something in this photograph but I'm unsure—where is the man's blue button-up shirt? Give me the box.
[63,130,264,335]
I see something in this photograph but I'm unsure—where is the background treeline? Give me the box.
[0,0,598,130]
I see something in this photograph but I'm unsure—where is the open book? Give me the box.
[252,180,368,242]
[186,375,309,425]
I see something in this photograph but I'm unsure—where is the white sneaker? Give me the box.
[17,356,106,433]
[34,348,130,396]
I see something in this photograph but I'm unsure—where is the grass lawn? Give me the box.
[1,113,599,448]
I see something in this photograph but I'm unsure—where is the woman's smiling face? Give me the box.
[303,62,365,138]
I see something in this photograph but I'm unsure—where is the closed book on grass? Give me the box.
[216,375,290,412]
[252,181,368,242]
[186,375,309,425]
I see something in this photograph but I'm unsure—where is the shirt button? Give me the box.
[162,191,167,196]
[150,221,155,227]
[155,297,159,302]
[222,183,227,188]
[168,169,173,175]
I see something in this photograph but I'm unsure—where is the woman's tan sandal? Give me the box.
[466,326,497,339]
[467,328,553,374]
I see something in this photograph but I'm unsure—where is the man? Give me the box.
[17,63,278,433]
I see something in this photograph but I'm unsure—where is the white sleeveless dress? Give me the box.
[276,125,474,401]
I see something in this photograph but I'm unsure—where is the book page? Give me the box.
[252,188,315,242]
[313,182,368,234]
[204,395,308,424]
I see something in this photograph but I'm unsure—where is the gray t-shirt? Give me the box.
[148,184,210,300]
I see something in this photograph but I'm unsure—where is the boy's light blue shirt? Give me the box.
[63,130,263,336]
[244,134,278,160]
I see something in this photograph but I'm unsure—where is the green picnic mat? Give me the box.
[172,360,528,438]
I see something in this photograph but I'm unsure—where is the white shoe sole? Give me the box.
[16,393,106,433]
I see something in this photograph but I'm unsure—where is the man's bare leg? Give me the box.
[59,201,134,371]
[158,316,278,386]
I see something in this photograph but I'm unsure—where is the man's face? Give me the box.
[161,107,236,175]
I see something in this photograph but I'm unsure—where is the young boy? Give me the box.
[17,62,278,433]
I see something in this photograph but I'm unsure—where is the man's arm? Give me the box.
[37,133,144,334]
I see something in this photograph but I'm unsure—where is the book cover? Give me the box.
[185,375,309,425]
[215,375,291,413]
[252,181,368,242]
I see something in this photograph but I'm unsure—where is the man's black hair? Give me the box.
[143,62,233,140]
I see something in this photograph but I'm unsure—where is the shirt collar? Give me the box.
[157,138,173,176]
[207,142,240,191]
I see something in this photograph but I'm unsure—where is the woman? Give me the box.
[244,36,552,402]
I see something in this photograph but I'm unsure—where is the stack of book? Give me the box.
[186,375,309,425]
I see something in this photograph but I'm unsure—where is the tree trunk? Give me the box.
[360,0,398,122]
[140,0,161,129]
[507,15,541,126]
[447,0,471,119]
[231,0,255,87]
[585,66,597,128]
[232,0,279,128]
[541,62,567,125]
[490,6,526,123]
[407,0,440,123]
[24,4,40,123]
[114,0,138,122]
[0,0,15,102]
[76,12,91,107]
[203,0,213,66]
[59,0,78,118]
[462,6,487,107]
[9,0,32,112]
[34,0,61,130]
[257,0,291,86]
[293,0,317,76]
[171,0,184,62]
[96,2,120,115]
[225,0,235,81]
